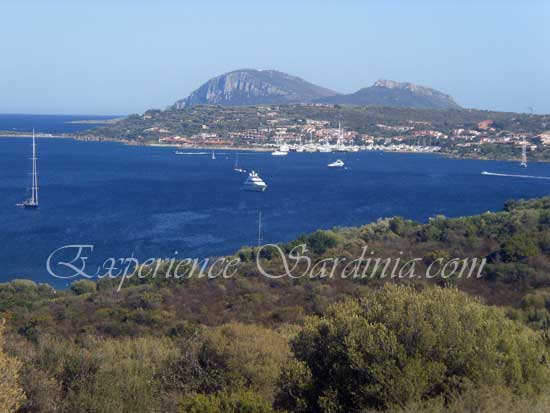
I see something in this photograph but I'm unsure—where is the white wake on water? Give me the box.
[481,171,550,180]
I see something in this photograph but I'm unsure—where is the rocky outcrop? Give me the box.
[172,70,461,110]
[322,79,461,109]
[172,69,338,108]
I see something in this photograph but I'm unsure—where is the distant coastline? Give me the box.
[1,131,544,162]
[0,131,69,138]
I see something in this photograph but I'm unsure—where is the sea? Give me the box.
[1,114,550,287]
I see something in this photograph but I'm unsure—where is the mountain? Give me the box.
[171,69,338,108]
[172,70,461,110]
[323,79,461,109]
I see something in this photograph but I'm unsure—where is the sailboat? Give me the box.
[242,171,267,192]
[17,129,39,208]
[335,121,346,152]
[520,141,527,168]
[234,153,246,173]
[211,151,216,160]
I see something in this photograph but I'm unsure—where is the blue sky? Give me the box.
[0,0,548,115]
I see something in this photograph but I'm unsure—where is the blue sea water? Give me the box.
[0,113,118,134]
[1,116,550,287]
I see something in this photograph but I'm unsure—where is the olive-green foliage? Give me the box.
[202,323,295,400]
[179,389,273,413]
[499,233,541,262]
[70,279,97,295]
[10,334,178,413]
[391,385,550,413]
[163,323,295,402]
[289,230,340,255]
[0,279,57,311]
[62,336,178,413]
[0,322,25,413]
[276,285,550,412]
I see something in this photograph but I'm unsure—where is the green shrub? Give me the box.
[304,230,339,255]
[276,285,550,412]
[70,279,97,295]
[179,389,273,413]
[0,322,25,413]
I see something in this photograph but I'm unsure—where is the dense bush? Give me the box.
[276,285,550,412]
[179,389,273,413]
[69,279,97,295]
[0,322,25,412]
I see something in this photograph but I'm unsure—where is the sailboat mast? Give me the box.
[520,141,527,167]
[257,210,263,246]
[32,129,38,204]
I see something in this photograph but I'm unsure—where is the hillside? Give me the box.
[77,104,550,163]
[171,69,461,110]
[171,69,338,108]
[323,79,461,109]
[2,197,550,412]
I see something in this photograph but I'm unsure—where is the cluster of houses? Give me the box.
[157,109,549,154]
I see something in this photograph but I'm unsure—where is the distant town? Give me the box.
[76,104,550,162]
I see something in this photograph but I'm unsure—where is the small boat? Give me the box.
[318,145,332,153]
[328,159,345,168]
[272,144,289,156]
[481,171,489,175]
[243,171,267,192]
[17,129,39,208]
[234,154,246,173]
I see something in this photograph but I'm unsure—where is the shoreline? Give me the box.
[1,133,545,163]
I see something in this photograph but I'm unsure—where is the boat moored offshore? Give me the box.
[243,171,267,192]
[328,159,345,168]
[17,129,39,208]
[272,144,289,156]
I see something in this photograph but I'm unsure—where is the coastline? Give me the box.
[1,132,544,163]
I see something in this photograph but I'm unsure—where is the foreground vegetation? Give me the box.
[3,197,550,411]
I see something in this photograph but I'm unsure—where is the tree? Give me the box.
[276,285,550,412]
[70,279,97,295]
[500,233,540,262]
[166,323,295,401]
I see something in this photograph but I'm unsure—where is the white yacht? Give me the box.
[328,159,345,168]
[272,144,289,156]
[243,171,267,192]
